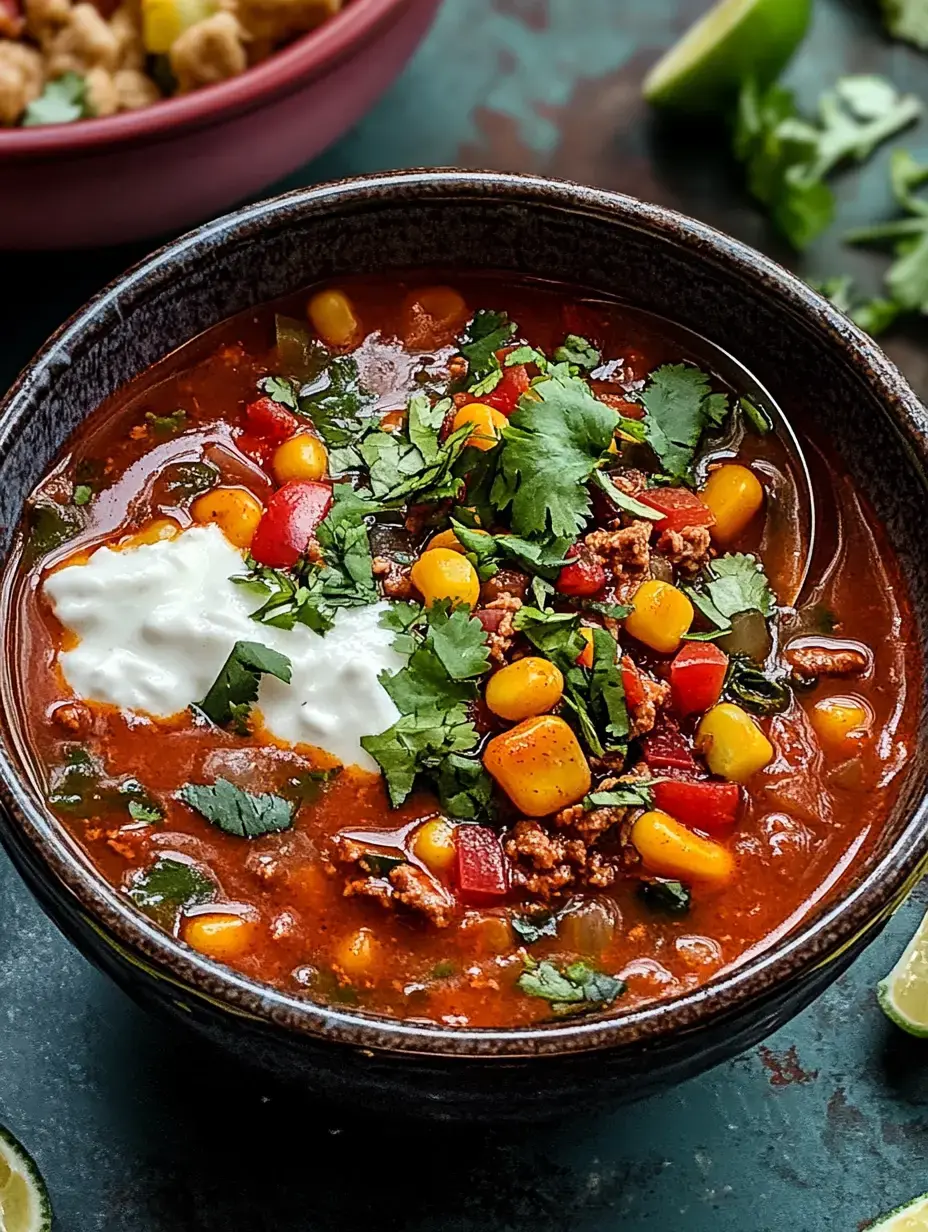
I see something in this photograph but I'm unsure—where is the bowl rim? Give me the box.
[0,0,417,161]
[1,167,927,1059]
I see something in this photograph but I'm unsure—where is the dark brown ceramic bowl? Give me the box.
[1,170,927,1120]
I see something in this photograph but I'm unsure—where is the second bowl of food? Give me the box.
[0,169,926,1119]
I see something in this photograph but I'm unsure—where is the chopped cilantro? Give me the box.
[433,753,495,822]
[638,878,691,916]
[883,0,928,48]
[553,334,602,370]
[491,367,619,538]
[724,656,792,715]
[72,484,93,507]
[449,519,572,582]
[685,553,775,636]
[258,374,299,409]
[22,72,89,127]
[361,709,479,808]
[427,603,491,679]
[299,355,377,472]
[178,778,295,838]
[847,149,928,318]
[197,640,292,733]
[639,364,730,483]
[358,396,469,505]
[161,461,219,499]
[128,856,215,931]
[583,783,653,810]
[592,470,662,521]
[25,501,83,564]
[739,397,772,435]
[511,911,559,944]
[128,799,163,824]
[518,958,625,1014]
[456,310,517,393]
[145,409,187,435]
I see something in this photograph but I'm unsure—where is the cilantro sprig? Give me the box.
[639,364,730,484]
[455,310,518,395]
[684,554,776,640]
[179,778,295,838]
[196,641,292,733]
[128,856,215,931]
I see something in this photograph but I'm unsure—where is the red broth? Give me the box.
[1,273,919,1028]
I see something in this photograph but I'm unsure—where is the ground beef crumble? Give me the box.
[338,841,455,927]
[372,555,413,600]
[655,525,712,578]
[626,671,671,739]
[477,591,522,663]
[584,519,652,603]
[786,644,870,678]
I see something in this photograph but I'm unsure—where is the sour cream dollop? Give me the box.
[43,524,404,772]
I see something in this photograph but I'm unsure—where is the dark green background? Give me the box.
[1,2,927,1227]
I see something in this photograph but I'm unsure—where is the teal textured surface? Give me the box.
[1,1,928,1227]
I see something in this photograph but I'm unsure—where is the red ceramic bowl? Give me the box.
[0,0,440,249]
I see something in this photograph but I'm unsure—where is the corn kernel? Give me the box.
[191,487,263,549]
[427,526,490,554]
[701,464,765,544]
[483,714,591,817]
[485,657,564,722]
[182,912,256,962]
[308,289,360,348]
[810,695,872,758]
[412,817,457,875]
[452,402,507,451]
[695,702,774,782]
[116,518,180,550]
[271,433,328,484]
[335,927,379,979]
[577,626,595,668]
[410,547,480,608]
[632,810,734,884]
[142,0,213,54]
[625,579,694,654]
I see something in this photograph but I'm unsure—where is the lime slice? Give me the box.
[0,1126,52,1232]
[879,908,928,1037]
[867,1193,928,1231]
[643,0,813,116]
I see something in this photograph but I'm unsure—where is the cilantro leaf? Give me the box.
[847,149,928,316]
[128,856,215,931]
[724,656,792,715]
[299,355,377,472]
[72,484,93,507]
[198,641,292,732]
[179,778,295,838]
[407,392,446,464]
[358,401,469,505]
[22,72,89,127]
[146,409,187,435]
[583,782,653,810]
[24,502,83,564]
[434,753,495,822]
[361,709,479,808]
[128,799,163,823]
[638,878,691,916]
[518,958,625,1014]
[449,519,572,582]
[553,335,601,370]
[685,553,775,635]
[161,461,219,499]
[457,310,517,392]
[591,470,662,521]
[640,364,730,483]
[426,604,491,680]
[883,0,928,48]
[258,375,299,409]
[491,368,619,538]
[511,911,559,944]
[589,627,628,744]
[514,606,586,666]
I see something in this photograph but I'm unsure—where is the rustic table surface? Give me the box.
[2,2,927,1228]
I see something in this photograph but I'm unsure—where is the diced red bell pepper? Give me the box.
[556,544,605,597]
[236,431,275,466]
[670,643,728,716]
[652,779,742,833]
[476,608,507,634]
[483,361,530,415]
[637,488,716,533]
[642,718,697,772]
[245,396,299,442]
[250,480,333,569]
[454,825,509,905]
[621,656,646,710]
[0,0,24,35]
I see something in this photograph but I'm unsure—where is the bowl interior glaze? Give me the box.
[1,170,927,1061]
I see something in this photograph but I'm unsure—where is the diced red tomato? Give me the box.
[621,656,646,710]
[0,0,23,35]
[642,719,697,772]
[476,608,507,634]
[637,488,716,533]
[245,396,299,442]
[250,480,333,568]
[454,825,509,905]
[670,643,728,716]
[236,431,275,466]
[556,544,605,597]
[652,779,742,833]
[483,361,530,415]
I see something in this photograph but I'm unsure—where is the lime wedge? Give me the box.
[867,1193,928,1231]
[0,1126,51,1232]
[643,0,813,116]
[879,908,928,1037]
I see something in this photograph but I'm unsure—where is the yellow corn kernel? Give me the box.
[632,811,734,884]
[412,817,457,875]
[308,288,360,348]
[625,579,694,654]
[427,526,490,554]
[701,464,765,544]
[410,547,480,608]
[577,626,595,668]
[483,714,591,817]
[463,913,513,955]
[191,486,263,550]
[141,0,213,54]
[335,927,379,980]
[810,695,872,758]
[182,912,256,962]
[271,433,328,484]
[452,402,507,451]
[695,702,774,782]
[485,657,564,722]
[410,285,467,323]
[116,518,180,550]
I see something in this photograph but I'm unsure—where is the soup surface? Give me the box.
[1,273,919,1028]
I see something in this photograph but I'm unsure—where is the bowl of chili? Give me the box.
[0,170,926,1120]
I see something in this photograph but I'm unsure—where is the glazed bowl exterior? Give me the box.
[0,0,439,249]
[1,171,927,1120]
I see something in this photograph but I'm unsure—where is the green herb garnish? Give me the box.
[145,409,188,435]
[685,553,776,638]
[638,878,691,916]
[258,374,299,409]
[128,855,216,930]
[639,364,730,483]
[22,72,90,126]
[724,656,792,715]
[197,641,292,733]
[511,911,559,944]
[518,958,625,1014]
[178,778,295,838]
